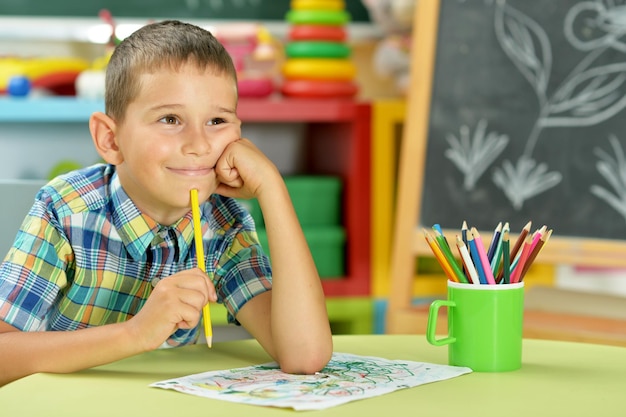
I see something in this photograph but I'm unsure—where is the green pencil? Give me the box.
[433,230,468,283]
[502,229,511,284]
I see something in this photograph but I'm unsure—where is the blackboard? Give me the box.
[0,0,370,22]
[390,0,626,273]
[386,0,626,336]
[417,0,626,241]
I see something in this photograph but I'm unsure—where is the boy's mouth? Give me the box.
[169,167,214,176]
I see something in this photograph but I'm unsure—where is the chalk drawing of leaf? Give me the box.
[590,134,626,221]
[542,63,626,127]
[492,156,562,210]
[495,0,551,104]
[444,119,509,191]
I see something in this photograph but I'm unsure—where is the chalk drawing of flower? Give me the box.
[492,156,562,210]
[444,118,509,191]
[564,0,626,53]
[590,134,626,221]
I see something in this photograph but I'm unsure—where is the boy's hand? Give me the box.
[214,138,280,200]
[126,268,216,351]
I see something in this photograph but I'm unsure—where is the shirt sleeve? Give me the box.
[0,197,71,331]
[208,197,272,325]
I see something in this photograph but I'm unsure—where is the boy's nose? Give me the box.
[182,126,212,155]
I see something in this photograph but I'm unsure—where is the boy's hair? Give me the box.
[105,20,238,122]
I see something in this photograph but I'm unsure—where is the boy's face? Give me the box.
[113,62,241,225]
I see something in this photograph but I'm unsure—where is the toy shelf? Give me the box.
[0,96,371,299]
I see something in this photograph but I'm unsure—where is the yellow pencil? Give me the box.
[190,189,212,348]
[423,229,459,282]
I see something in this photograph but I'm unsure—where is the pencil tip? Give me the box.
[206,337,213,348]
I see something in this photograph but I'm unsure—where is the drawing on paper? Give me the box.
[150,352,471,411]
[443,0,626,214]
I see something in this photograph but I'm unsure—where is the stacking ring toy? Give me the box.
[281,79,358,98]
[291,0,346,11]
[288,25,347,42]
[283,58,356,80]
[286,41,351,59]
[286,10,351,26]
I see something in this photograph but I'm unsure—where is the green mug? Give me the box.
[426,280,524,372]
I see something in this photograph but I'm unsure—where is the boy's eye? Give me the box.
[159,115,179,124]
[208,118,225,126]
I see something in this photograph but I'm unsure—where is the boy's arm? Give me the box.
[236,178,333,375]
[0,268,214,387]
[0,318,140,387]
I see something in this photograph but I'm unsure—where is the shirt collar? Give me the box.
[109,173,196,261]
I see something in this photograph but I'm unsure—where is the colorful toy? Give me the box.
[282,0,359,98]
[7,76,31,97]
[281,79,358,98]
[286,41,351,58]
[291,0,346,11]
[0,57,90,96]
[288,25,347,42]
[286,9,351,25]
[283,58,356,80]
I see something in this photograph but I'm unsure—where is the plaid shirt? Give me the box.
[0,164,271,346]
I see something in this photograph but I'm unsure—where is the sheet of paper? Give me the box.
[150,352,472,410]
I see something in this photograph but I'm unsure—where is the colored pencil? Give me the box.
[467,230,487,284]
[510,221,532,263]
[502,229,511,284]
[471,227,496,284]
[510,235,533,283]
[490,222,508,276]
[456,235,480,285]
[520,229,552,280]
[461,220,469,248]
[190,188,213,348]
[433,223,451,250]
[486,222,502,263]
[497,220,531,281]
[433,229,468,283]
[423,229,459,282]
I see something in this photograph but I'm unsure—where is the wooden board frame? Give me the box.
[386,0,626,334]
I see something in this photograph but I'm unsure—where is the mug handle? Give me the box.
[426,300,456,346]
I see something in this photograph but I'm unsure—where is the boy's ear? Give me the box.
[89,112,123,165]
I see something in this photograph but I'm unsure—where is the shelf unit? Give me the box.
[0,96,372,315]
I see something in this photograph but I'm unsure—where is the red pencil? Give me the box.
[497,220,531,281]
[520,229,552,280]
[510,235,533,283]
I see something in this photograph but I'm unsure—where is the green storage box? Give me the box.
[285,176,342,227]
[255,226,346,279]
[237,176,342,228]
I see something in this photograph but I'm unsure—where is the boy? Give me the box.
[0,20,333,386]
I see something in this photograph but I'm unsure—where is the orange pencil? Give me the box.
[423,229,459,282]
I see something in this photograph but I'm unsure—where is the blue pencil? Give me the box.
[467,231,487,284]
[486,222,502,263]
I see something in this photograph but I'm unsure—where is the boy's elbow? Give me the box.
[279,343,333,375]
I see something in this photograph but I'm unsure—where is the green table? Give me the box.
[2,335,624,416]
